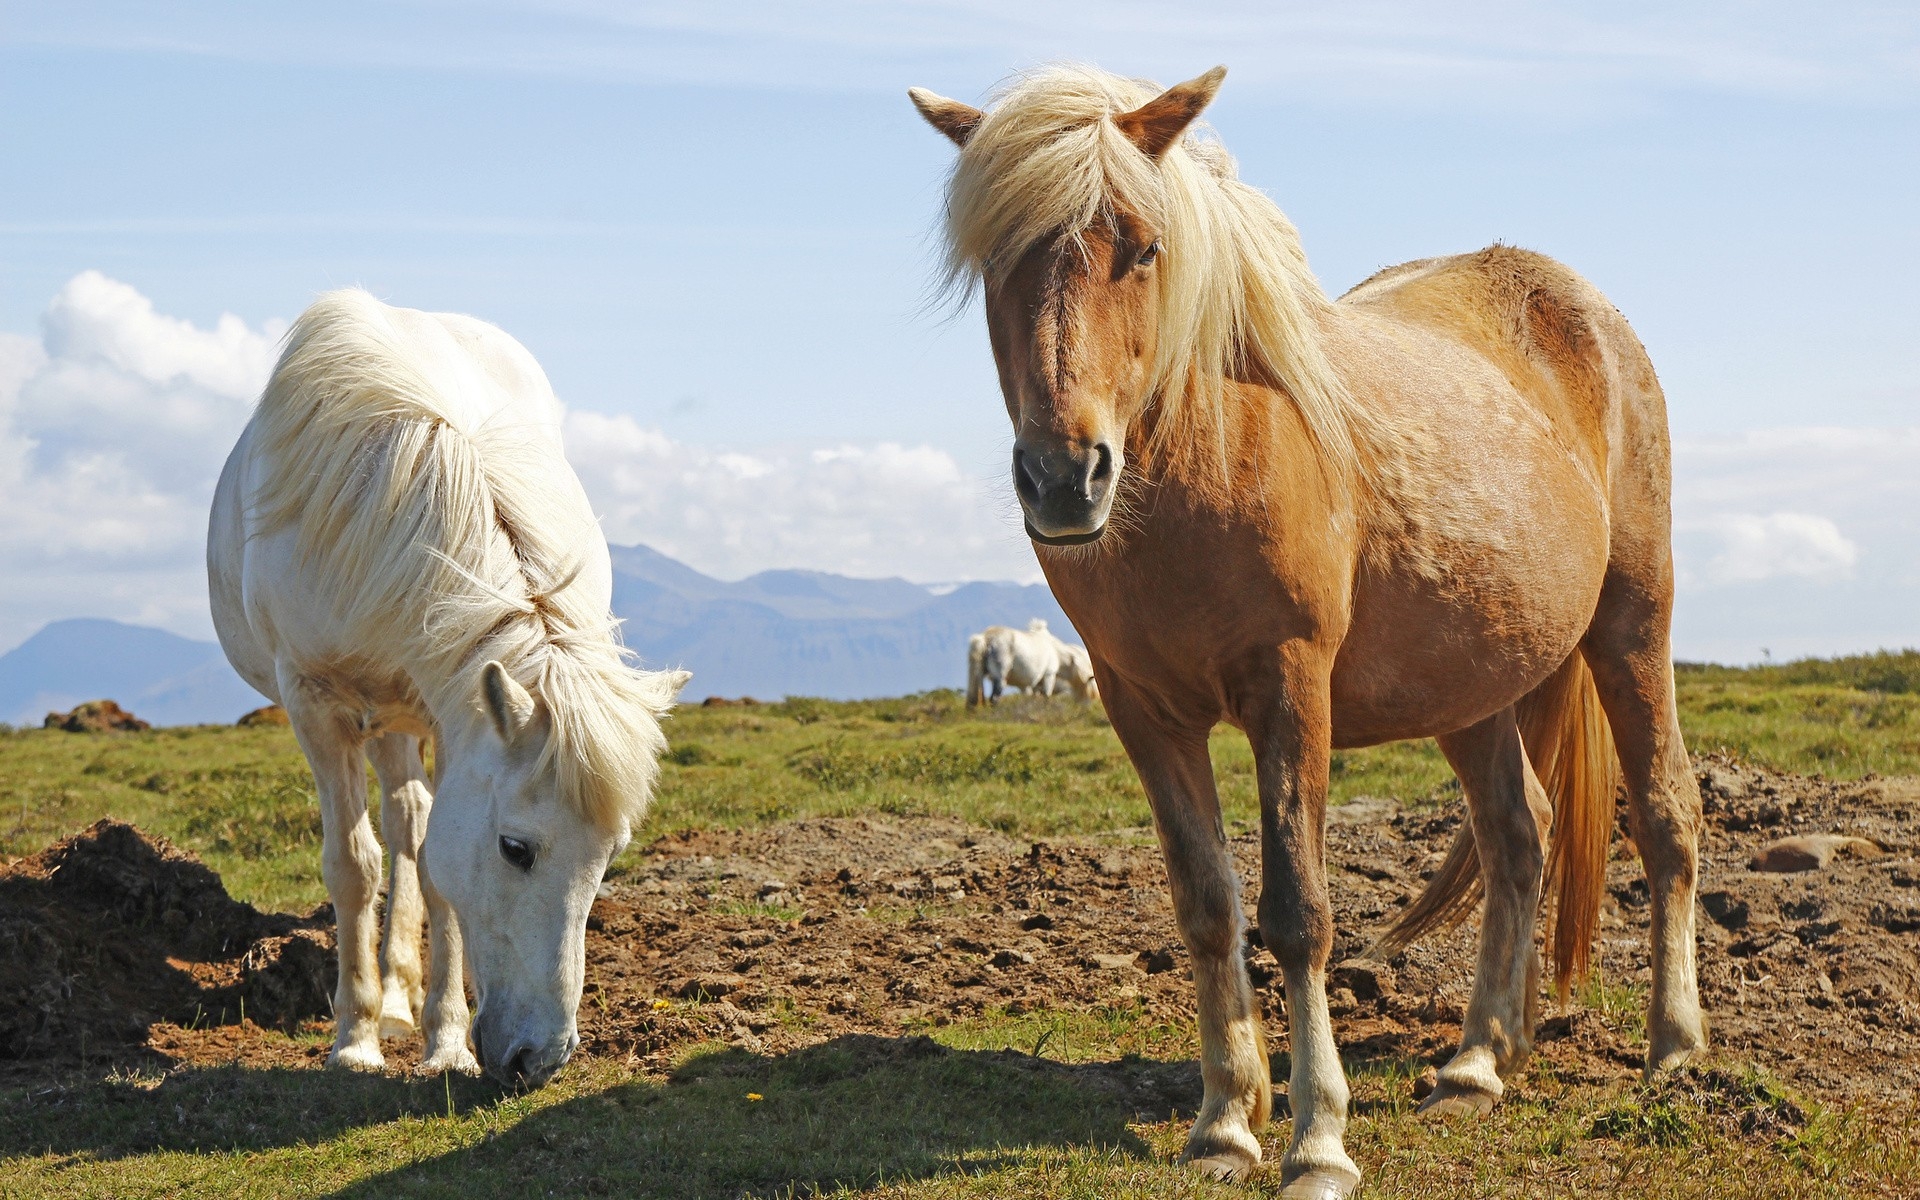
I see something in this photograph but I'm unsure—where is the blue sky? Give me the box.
[0,2,1915,662]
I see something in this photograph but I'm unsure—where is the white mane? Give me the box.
[250,289,677,827]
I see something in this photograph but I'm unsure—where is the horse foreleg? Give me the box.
[1585,599,1708,1073]
[1246,671,1361,1199]
[416,829,478,1074]
[1104,684,1270,1181]
[280,673,385,1071]
[367,733,429,1040]
[1423,710,1550,1116]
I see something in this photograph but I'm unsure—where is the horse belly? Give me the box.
[1331,483,1609,746]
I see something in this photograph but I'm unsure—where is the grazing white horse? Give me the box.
[208,290,687,1084]
[966,619,1100,706]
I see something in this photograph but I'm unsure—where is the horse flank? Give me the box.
[249,289,677,828]
[935,64,1361,486]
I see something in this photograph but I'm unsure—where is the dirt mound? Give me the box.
[236,704,290,727]
[0,821,333,1065]
[42,699,149,732]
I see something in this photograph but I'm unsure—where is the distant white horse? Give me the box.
[966,619,1100,707]
[209,290,687,1084]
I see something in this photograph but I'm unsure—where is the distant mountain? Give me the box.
[608,544,1076,701]
[0,619,268,728]
[0,548,1074,724]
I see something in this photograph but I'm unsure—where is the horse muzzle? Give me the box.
[472,1012,578,1089]
[1013,439,1117,544]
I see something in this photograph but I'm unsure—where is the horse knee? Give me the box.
[1258,893,1334,972]
[383,781,433,855]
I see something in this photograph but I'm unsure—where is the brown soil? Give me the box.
[7,757,1917,1107]
[0,820,333,1067]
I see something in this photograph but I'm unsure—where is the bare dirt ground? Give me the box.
[5,755,1917,1113]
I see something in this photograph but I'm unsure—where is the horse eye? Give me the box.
[499,835,535,872]
[1137,240,1161,267]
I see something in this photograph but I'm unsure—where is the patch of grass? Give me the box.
[5,1014,1914,1199]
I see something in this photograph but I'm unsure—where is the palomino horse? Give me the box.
[911,65,1705,1196]
[966,618,1100,706]
[209,291,687,1084]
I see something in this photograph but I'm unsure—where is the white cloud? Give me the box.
[1670,427,1920,661]
[0,274,1037,651]
[1683,512,1858,585]
[565,411,1034,584]
[0,274,286,648]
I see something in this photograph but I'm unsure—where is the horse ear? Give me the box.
[909,88,985,148]
[481,661,537,744]
[1115,65,1227,159]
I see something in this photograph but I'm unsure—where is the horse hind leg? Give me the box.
[1421,708,1550,1117]
[367,733,429,1040]
[279,672,385,1071]
[1584,590,1708,1073]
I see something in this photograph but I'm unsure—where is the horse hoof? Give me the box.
[379,1013,417,1041]
[419,1047,481,1076]
[1417,1081,1497,1118]
[1279,1167,1361,1200]
[1181,1152,1258,1182]
[328,1042,386,1072]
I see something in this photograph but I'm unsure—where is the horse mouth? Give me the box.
[1025,520,1107,547]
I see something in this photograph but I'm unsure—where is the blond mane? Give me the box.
[936,64,1359,484]
[250,290,676,829]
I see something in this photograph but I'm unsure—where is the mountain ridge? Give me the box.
[0,546,1073,724]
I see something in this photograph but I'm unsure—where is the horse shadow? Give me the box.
[3,1034,1203,1197]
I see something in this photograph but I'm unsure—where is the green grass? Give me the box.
[4,1012,1912,1199]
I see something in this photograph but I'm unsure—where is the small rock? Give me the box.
[1331,958,1396,1002]
[1143,947,1178,974]
[1090,953,1142,972]
[991,948,1034,968]
[1412,1066,1439,1100]
[1750,834,1884,873]
[671,973,748,1000]
[931,875,962,892]
[1020,913,1054,931]
[758,881,788,898]
[1701,765,1749,802]
[1327,986,1360,1015]
[1327,796,1398,825]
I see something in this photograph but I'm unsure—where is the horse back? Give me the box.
[1341,244,1667,495]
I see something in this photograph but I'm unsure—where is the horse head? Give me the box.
[423,659,685,1087]
[910,66,1228,546]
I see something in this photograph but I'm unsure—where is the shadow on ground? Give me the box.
[4,1034,1204,1198]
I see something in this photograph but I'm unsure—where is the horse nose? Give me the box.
[1012,441,1114,504]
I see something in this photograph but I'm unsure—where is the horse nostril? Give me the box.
[507,1045,532,1081]
[1012,447,1044,504]
[1089,443,1114,484]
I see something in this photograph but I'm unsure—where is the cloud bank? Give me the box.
[0,273,1912,663]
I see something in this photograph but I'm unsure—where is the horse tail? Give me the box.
[966,634,987,708]
[1371,652,1619,1000]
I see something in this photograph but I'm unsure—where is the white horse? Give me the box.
[966,619,1100,706]
[208,290,687,1084]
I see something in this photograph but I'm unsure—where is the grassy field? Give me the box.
[5,652,1920,1197]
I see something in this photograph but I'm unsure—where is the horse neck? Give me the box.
[1124,372,1353,523]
